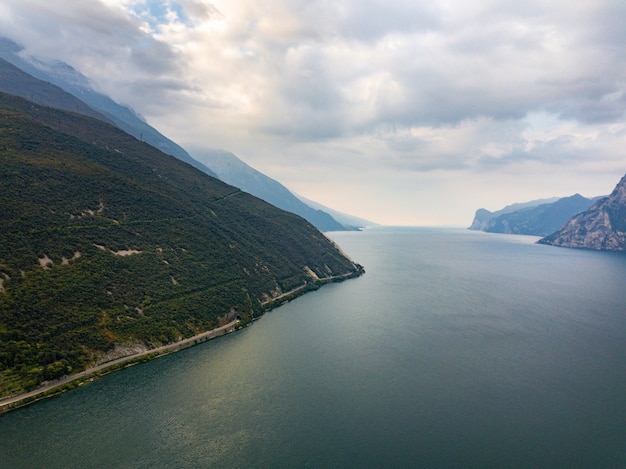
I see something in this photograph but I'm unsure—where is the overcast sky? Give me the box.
[2,0,625,225]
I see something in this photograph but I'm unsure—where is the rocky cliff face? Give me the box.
[538,174,626,250]
[468,208,494,230]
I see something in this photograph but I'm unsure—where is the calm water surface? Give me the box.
[1,227,625,468]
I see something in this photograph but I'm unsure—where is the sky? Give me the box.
[1,0,625,226]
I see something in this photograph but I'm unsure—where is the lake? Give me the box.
[1,227,625,468]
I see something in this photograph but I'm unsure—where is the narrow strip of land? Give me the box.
[261,271,360,306]
[0,319,239,412]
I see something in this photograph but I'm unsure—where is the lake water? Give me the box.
[1,227,625,468]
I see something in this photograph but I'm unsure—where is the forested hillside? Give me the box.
[0,93,362,397]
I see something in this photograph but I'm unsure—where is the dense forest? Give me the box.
[0,93,363,397]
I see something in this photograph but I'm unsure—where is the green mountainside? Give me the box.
[0,93,363,397]
[0,38,355,232]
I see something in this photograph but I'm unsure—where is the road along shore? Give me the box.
[0,268,364,414]
[0,320,239,414]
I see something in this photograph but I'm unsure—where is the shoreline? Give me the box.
[0,268,364,415]
[0,319,240,414]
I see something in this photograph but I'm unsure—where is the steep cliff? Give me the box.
[538,174,626,250]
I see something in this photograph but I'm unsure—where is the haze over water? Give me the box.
[1,227,625,468]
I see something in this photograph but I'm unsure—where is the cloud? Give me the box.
[332,0,444,41]
[1,0,625,224]
[0,0,185,96]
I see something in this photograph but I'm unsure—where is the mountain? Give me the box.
[538,175,626,250]
[296,194,377,230]
[468,208,497,231]
[468,197,559,231]
[193,149,353,231]
[469,195,598,236]
[0,37,362,231]
[0,37,218,179]
[0,92,363,398]
[0,58,112,123]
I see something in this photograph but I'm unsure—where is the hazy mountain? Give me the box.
[539,175,626,250]
[0,37,218,179]
[477,194,598,236]
[296,194,377,230]
[469,197,559,231]
[193,149,353,231]
[0,92,363,397]
[0,58,112,123]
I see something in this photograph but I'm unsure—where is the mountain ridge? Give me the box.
[193,149,356,231]
[538,174,626,250]
[0,58,112,124]
[0,37,360,231]
[296,194,377,230]
[0,39,219,179]
[469,195,598,236]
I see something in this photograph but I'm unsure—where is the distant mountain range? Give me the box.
[468,197,559,231]
[538,174,626,250]
[0,37,363,231]
[296,194,377,230]
[469,194,600,236]
[469,175,626,251]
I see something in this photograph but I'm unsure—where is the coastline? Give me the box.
[0,319,240,415]
[0,268,364,415]
[258,269,363,312]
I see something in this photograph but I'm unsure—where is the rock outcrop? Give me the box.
[468,208,495,231]
[538,174,626,250]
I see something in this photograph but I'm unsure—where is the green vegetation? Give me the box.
[0,92,363,398]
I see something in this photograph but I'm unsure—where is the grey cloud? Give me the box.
[253,43,348,139]
[130,77,196,93]
[243,0,626,149]
[381,128,590,174]
[126,77,197,116]
[261,111,346,140]
[383,151,472,172]
[4,0,139,51]
[550,89,626,124]
[105,2,626,135]
[2,0,183,81]
[181,0,223,21]
[334,0,443,41]
[130,39,182,75]
[477,138,588,171]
